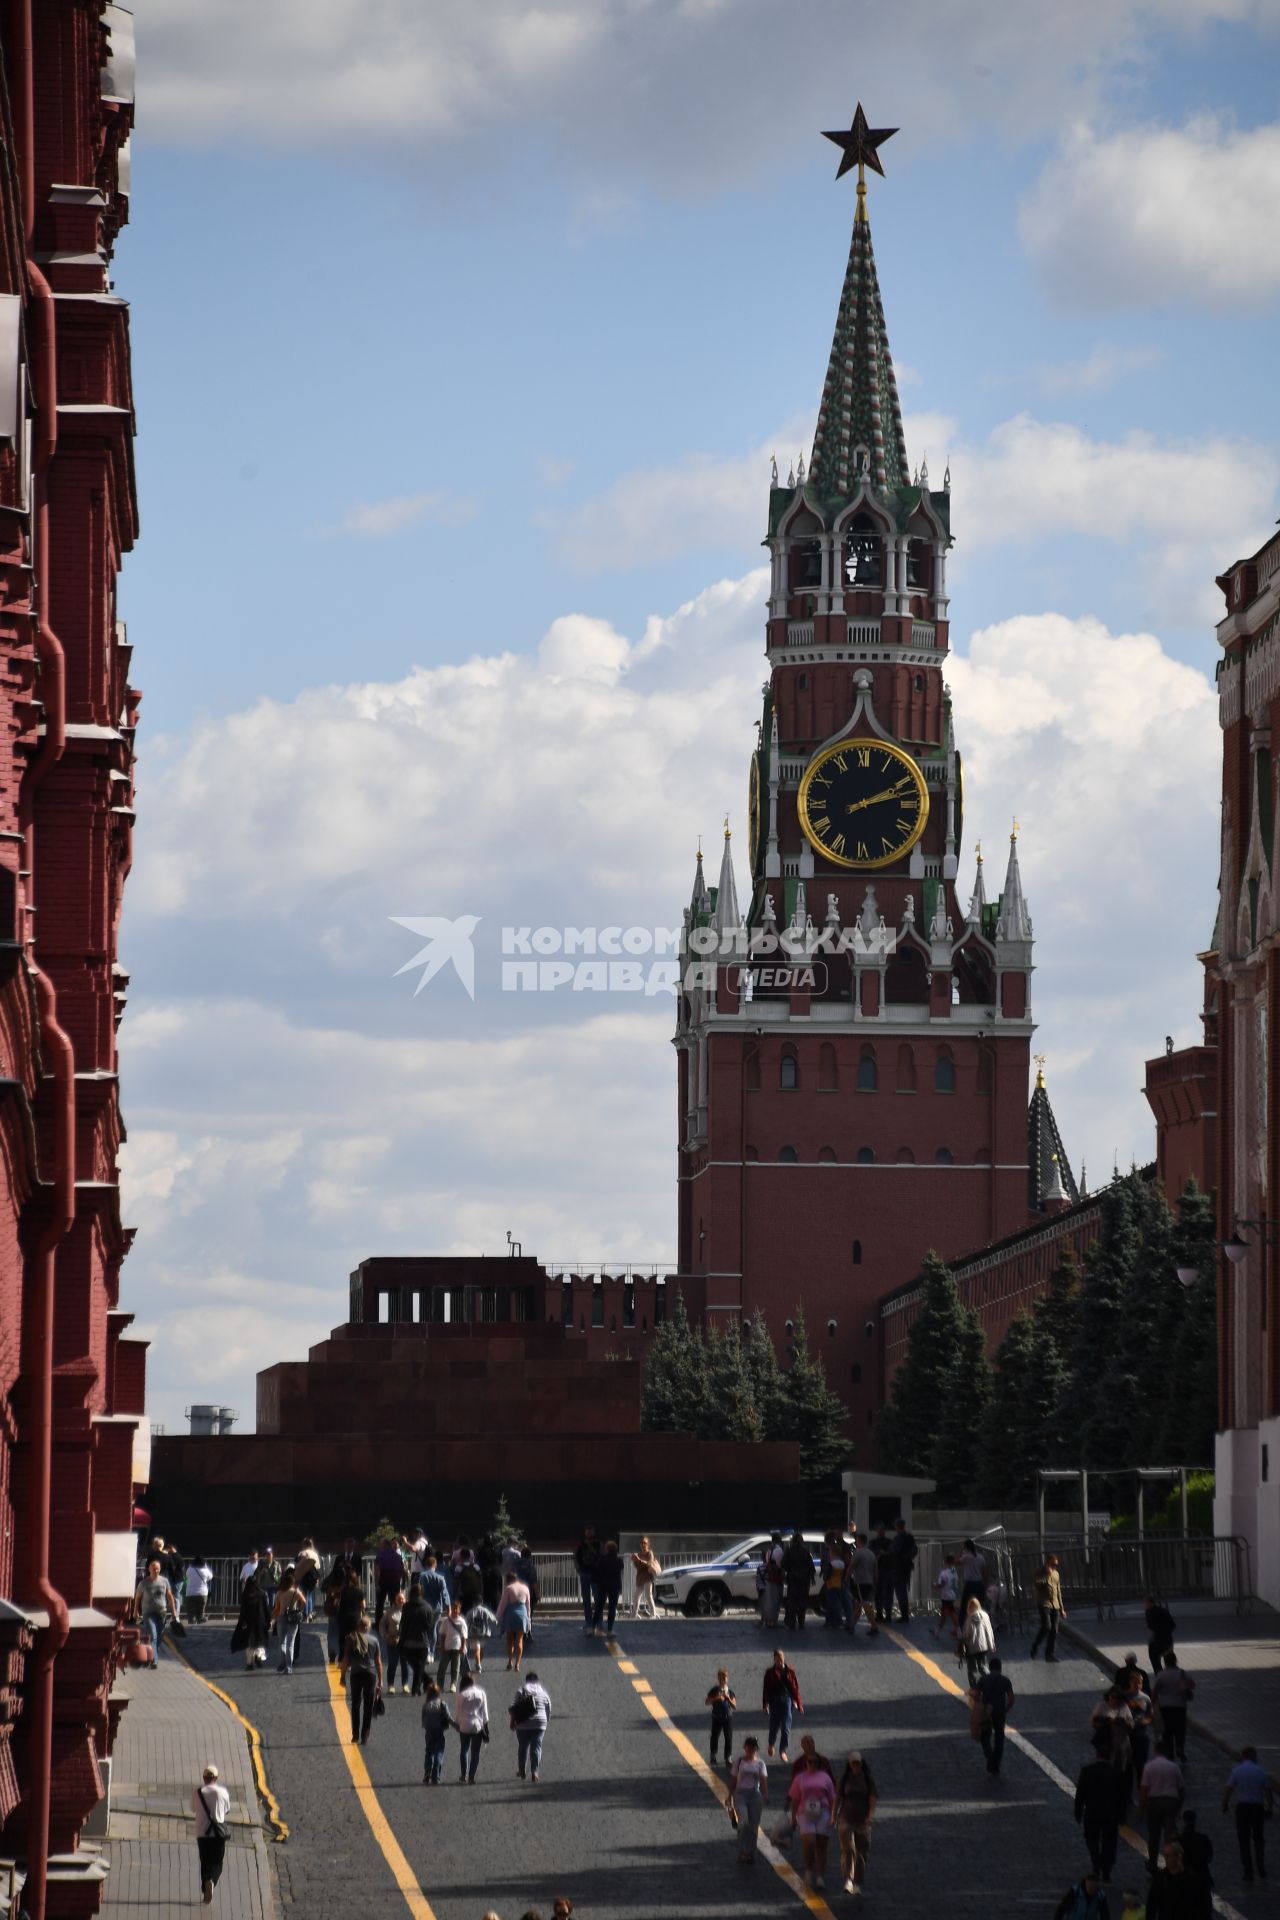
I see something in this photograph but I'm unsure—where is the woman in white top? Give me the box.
[454,1672,489,1784]
[959,1593,996,1685]
[191,1762,231,1906]
[183,1555,214,1625]
[730,1735,768,1863]
[630,1537,661,1618]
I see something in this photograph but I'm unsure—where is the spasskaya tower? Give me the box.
[674,107,1076,1436]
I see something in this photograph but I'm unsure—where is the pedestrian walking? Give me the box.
[972,1656,1014,1775]
[591,1539,624,1638]
[1138,1741,1185,1869]
[1178,1809,1213,1883]
[931,1553,959,1639]
[1222,1743,1273,1882]
[271,1569,306,1674]
[1051,1868,1110,1919]
[820,1534,851,1630]
[374,1536,406,1628]
[399,1580,432,1695]
[762,1647,803,1760]
[379,1583,408,1692]
[436,1599,469,1692]
[183,1554,213,1625]
[1075,1750,1128,1881]
[786,1746,836,1892]
[1150,1653,1194,1762]
[834,1750,877,1895]
[515,1540,540,1642]
[338,1610,382,1746]
[1030,1553,1067,1660]
[232,1574,271,1672]
[295,1537,321,1616]
[419,1552,450,1662]
[630,1535,660,1617]
[131,1557,178,1664]
[419,1679,453,1784]
[238,1546,259,1589]
[1123,1665,1155,1779]
[782,1531,813,1632]
[1145,1596,1177,1674]
[705,1668,736,1766]
[455,1669,489,1783]
[869,1525,894,1623]
[466,1600,498,1673]
[848,1533,878,1636]
[479,1534,504,1611]
[729,1736,768,1864]
[323,1539,361,1660]
[334,1566,365,1666]
[956,1537,987,1615]
[191,1763,231,1907]
[497,1573,532,1670]
[574,1523,599,1632]
[759,1531,784,1629]
[510,1670,551,1781]
[1146,1841,1209,1918]
[888,1516,916,1620]
[257,1546,281,1602]
[958,1593,995,1685]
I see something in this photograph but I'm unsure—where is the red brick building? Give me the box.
[1209,523,1280,1608]
[0,7,146,1915]
[674,129,1076,1441]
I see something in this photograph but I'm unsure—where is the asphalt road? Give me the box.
[179,1607,1265,1920]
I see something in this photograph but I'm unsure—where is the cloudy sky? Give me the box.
[118,1,1280,1434]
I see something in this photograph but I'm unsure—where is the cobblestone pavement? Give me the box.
[174,1603,1272,1920]
[1063,1600,1280,1776]
[103,1654,276,1918]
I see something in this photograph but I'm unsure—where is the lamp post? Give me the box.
[1221,1218,1280,1264]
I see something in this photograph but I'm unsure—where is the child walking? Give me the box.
[420,1680,453,1784]
[705,1668,737,1766]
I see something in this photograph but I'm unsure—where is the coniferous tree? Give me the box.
[780,1307,849,1481]
[742,1312,786,1440]
[932,1306,993,1506]
[1028,1256,1080,1466]
[641,1288,709,1434]
[705,1321,761,1442]
[977,1311,1040,1506]
[877,1252,970,1478]
[1070,1174,1145,1466]
[1155,1180,1218,1465]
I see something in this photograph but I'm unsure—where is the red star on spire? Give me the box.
[821,103,898,181]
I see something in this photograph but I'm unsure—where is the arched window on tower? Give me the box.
[778,1145,798,1163]
[855,1146,875,1164]
[906,538,931,589]
[819,1042,838,1091]
[857,1046,878,1093]
[934,1146,954,1164]
[843,513,884,588]
[935,1047,956,1093]
[896,1043,917,1092]
[896,1146,916,1163]
[817,1145,837,1163]
[780,1047,799,1091]
[793,537,822,589]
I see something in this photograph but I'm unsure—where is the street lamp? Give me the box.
[1175,1262,1201,1288]
[1221,1218,1280,1265]
[1222,1233,1248,1267]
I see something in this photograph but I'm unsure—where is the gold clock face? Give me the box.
[748,754,761,869]
[797,736,929,870]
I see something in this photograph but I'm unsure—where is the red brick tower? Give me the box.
[674,110,1066,1441]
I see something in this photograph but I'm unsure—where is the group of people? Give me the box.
[704,1651,877,1899]
[572,1526,661,1633]
[754,1519,920,1631]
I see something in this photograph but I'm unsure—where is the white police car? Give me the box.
[653,1532,829,1617]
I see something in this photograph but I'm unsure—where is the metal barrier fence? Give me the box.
[909,1533,1253,1626]
[168,1552,643,1618]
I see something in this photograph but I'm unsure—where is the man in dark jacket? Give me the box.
[782,1532,813,1632]
[574,1526,599,1634]
[1145,1596,1177,1674]
[888,1518,917,1621]
[1074,1751,1129,1881]
[591,1540,625,1639]
[870,1526,894,1624]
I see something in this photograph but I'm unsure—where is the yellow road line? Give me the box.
[610,1635,836,1917]
[882,1628,1249,1920]
[324,1664,438,1920]
[171,1648,289,1841]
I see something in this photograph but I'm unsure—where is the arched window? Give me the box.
[817,1145,837,1163]
[843,512,884,587]
[857,1046,878,1092]
[896,1147,916,1163]
[852,1239,862,1265]
[778,1145,798,1162]
[855,1146,875,1165]
[896,1042,916,1092]
[934,1147,954,1164]
[793,537,822,589]
[906,537,931,589]
[935,1048,956,1093]
[780,1048,798,1091]
[819,1042,838,1091]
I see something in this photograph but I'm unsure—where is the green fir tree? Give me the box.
[641,1288,709,1435]
[1155,1180,1218,1465]
[742,1311,787,1439]
[931,1306,992,1506]
[977,1310,1040,1507]
[877,1251,970,1478]
[780,1307,849,1481]
[705,1321,762,1442]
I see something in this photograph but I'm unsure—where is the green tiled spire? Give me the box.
[809,192,909,500]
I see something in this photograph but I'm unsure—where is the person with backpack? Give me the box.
[232,1573,271,1673]
[399,1579,433,1696]
[374,1536,406,1628]
[191,1763,231,1907]
[338,1609,382,1746]
[1052,1868,1111,1919]
[509,1670,552,1781]
[418,1552,450,1663]
[271,1569,307,1675]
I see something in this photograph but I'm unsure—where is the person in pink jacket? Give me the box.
[787,1747,837,1892]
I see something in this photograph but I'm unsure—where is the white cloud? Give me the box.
[332,490,477,537]
[121,574,1220,1429]
[137,2,1272,180]
[1021,116,1280,307]
[1035,343,1165,393]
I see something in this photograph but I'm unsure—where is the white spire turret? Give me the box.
[967,840,987,925]
[689,844,711,917]
[713,821,742,941]
[995,824,1033,945]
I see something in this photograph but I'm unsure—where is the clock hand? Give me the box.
[844,776,914,816]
